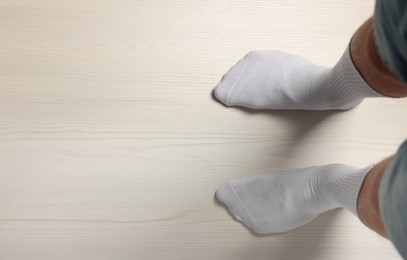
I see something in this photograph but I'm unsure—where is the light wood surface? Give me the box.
[0,0,404,259]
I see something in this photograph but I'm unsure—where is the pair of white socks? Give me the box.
[214,48,383,234]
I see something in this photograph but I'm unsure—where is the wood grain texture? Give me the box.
[0,0,404,259]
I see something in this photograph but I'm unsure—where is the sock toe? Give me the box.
[216,180,256,230]
[213,76,229,106]
[213,53,250,106]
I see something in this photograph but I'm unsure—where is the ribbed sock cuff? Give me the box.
[330,47,384,100]
[330,164,375,217]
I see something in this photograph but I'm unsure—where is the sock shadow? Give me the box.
[214,193,343,259]
[248,210,343,260]
[211,88,344,132]
[211,90,348,167]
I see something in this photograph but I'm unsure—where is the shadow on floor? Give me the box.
[245,210,343,260]
[211,89,347,168]
[214,191,343,260]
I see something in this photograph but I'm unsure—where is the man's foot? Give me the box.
[214,48,382,110]
[216,164,372,234]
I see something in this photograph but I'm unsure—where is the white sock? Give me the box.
[216,163,374,234]
[214,47,383,110]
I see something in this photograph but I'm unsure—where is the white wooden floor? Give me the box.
[0,0,405,259]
